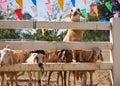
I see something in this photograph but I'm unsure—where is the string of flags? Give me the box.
[0,0,119,21]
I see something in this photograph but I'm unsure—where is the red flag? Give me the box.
[15,9,22,20]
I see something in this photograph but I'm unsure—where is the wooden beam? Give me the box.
[0,20,33,29]
[111,18,120,86]
[0,20,110,30]
[0,41,112,50]
[36,21,110,30]
[0,62,113,72]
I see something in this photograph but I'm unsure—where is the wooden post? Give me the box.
[111,18,120,86]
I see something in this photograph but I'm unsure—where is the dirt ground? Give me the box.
[0,50,112,86]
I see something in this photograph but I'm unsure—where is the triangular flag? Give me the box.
[91,4,98,17]
[83,0,87,5]
[98,18,109,22]
[0,1,7,14]
[118,0,120,4]
[32,0,36,6]
[15,9,22,20]
[16,0,23,9]
[114,13,119,18]
[45,2,52,15]
[81,9,86,17]
[48,0,50,3]
[31,6,38,17]
[105,1,112,12]
[81,9,87,22]
[58,0,64,12]
[71,0,75,7]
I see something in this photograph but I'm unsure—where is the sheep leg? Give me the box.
[73,71,76,86]
[1,73,5,86]
[68,71,71,83]
[60,71,63,86]
[89,71,93,86]
[48,71,53,85]
[57,72,59,85]
[15,74,18,86]
[10,76,14,86]
[57,71,63,86]
[81,72,87,86]
[28,71,32,86]
[64,71,67,86]
[37,71,41,86]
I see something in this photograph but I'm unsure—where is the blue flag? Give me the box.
[98,18,109,22]
[32,0,36,6]
[71,0,75,7]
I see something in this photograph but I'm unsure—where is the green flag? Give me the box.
[105,1,112,12]
[81,8,87,22]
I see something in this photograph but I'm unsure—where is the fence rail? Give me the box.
[1,18,120,86]
[0,20,110,30]
[0,41,112,50]
[0,62,112,72]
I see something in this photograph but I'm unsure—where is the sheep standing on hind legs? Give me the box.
[63,7,85,86]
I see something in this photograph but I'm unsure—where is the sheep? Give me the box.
[0,46,31,86]
[26,50,45,86]
[63,7,84,42]
[37,49,73,86]
[43,50,64,85]
[72,47,103,86]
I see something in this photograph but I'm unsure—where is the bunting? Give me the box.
[45,2,52,15]
[48,0,50,3]
[98,18,109,22]
[58,0,64,12]
[83,0,87,5]
[81,9,87,22]
[0,1,7,13]
[91,4,98,17]
[16,0,23,9]
[71,0,75,7]
[32,0,36,6]
[31,6,38,17]
[114,13,119,18]
[118,0,120,4]
[15,9,22,20]
[105,1,112,12]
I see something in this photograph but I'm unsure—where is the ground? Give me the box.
[0,50,111,86]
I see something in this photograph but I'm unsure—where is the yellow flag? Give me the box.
[91,4,98,17]
[83,0,87,5]
[58,0,64,12]
[16,0,23,9]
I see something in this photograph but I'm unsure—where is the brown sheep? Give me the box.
[39,49,73,86]
[72,47,103,86]
[0,47,31,86]
[63,7,84,86]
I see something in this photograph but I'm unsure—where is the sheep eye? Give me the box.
[77,9,80,12]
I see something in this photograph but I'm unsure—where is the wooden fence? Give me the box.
[0,18,120,86]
